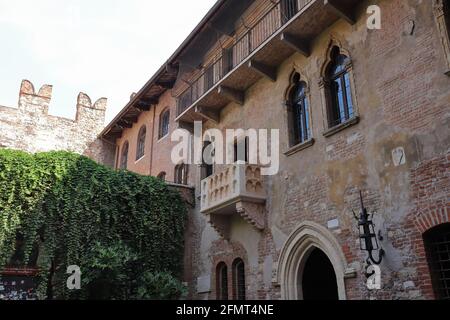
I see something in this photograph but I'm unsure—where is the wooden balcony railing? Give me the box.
[177,0,313,117]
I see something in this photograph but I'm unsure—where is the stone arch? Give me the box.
[283,69,311,103]
[319,37,353,78]
[276,221,348,300]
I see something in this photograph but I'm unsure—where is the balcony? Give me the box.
[176,0,360,124]
[201,164,267,239]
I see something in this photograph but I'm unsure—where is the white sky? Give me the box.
[0,0,217,123]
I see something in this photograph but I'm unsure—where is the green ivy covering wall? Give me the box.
[0,149,187,299]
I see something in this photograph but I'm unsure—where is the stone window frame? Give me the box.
[216,262,229,300]
[157,171,166,181]
[434,0,450,76]
[120,141,129,170]
[231,258,246,300]
[135,125,147,161]
[283,70,315,157]
[318,39,360,138]
[158,108,171,140]
[174,162,188,185]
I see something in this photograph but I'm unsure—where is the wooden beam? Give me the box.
[280,33,310,57]
[117,120,133,129]
[177,121,195,133]
[195,106,220,124]
[218,85,244,105]
[155,81,175,89]
[323,0,356,25]
[248,60,277,82]
[135,103,151,112]
[139,97,158,105]
[165,63,178,74]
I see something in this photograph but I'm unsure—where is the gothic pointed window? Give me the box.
[326,46,354,128]
[136,125,146,160]
[216,262,228,300]
[232,259,246,300]
[159,109,170,139]
[174,163,188,185]
[287,73,310,146]
[157,172,166,181]
[120,141,129,170]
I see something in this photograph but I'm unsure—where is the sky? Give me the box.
[0,0,217,123]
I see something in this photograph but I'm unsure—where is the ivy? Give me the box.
[0,149,187,299]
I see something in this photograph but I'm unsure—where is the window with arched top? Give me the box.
[325,46,354,128]
[159,109,170,139]
[120,141,129,170]
[287,73,311,147]
[157,172,166,181]
[174,163,188,185]
[232,259,246,300]
[423,223,450,300]
[216,262,228,300]
[136,125,146,160]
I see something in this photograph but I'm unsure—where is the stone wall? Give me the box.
[0,80,115,166]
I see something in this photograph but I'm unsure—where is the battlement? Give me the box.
[17,79,107,127]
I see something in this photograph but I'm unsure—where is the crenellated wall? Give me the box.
[0,80,115,166]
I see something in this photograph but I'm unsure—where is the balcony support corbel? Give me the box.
[209,214,231,241]
[218,85,245,105]
[248,60,277,82]
[195,105,220,124]
[280,33,311,57]
[236,201,266,231]
[323,0,356,25]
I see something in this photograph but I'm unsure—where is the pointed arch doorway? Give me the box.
[299,247,339,300]
[277,222,348,300]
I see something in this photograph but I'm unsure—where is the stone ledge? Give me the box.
[284,139,315,157]
[323,116,360,138]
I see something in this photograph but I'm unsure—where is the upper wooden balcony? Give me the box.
[175,0,360,124]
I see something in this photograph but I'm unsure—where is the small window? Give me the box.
[120,141,129,170]
[424,223,450,300]
[174,163,188,185]
[136,126,146,160]
[233,138,249,163]
[202,141,214,179]
[216,262,228,300]
[157,172,166,181]
[287,73,310,146]
[326,46,354,128]
[159,109,170,139]
[232,259,246,300]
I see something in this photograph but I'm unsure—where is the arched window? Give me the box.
[120,141,129,170]
[157,172,166,181]
[232,259,246,300]
[174,163,188,185]
[136,125,146,160]
[159,109,170,139]
[287,73,310,146]
[423,223,450,300]
[216,262,228,300]
[326,46,354,128]
[202,141,214,179]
